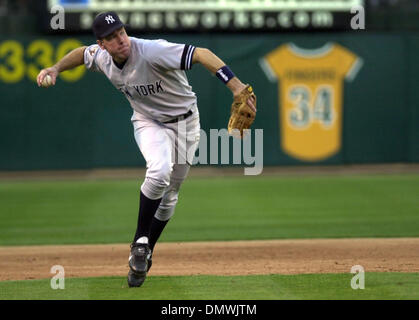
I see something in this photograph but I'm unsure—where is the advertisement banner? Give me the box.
[44,0,365,33]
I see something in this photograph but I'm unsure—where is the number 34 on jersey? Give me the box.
[261,42,363,162]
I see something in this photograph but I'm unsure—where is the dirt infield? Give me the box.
[1,238,418,281]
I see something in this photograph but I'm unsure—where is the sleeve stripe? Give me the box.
[181,44,196,70]
[186,46,196,70]
[346,57,363,82]
[259,58,277,83]
[181,44,190,70]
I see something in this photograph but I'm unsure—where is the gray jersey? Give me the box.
[84,37,197,122]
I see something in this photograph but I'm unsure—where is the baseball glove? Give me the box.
[228,85,257,138]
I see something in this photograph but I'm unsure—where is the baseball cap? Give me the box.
[92,11,126,39]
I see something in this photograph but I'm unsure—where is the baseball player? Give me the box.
[37,12,256,288]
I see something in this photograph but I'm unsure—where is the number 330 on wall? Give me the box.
[0,39,85,83]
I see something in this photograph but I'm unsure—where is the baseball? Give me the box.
[41,75,53,88]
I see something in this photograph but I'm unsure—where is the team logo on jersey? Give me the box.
[88,47,98,56]
[105,15,115,24]
[261,42,363,162]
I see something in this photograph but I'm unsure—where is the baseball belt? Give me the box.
[163,109,193,124]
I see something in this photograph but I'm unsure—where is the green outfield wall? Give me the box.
[0,33,418,170]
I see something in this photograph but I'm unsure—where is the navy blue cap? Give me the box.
[92,12,126,39]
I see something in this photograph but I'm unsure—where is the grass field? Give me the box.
[0,173,418,300]
[1,174,418,245]
[1,273,419,300]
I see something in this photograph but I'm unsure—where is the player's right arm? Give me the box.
[36,46,87,87]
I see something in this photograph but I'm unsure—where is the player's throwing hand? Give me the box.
[37,66,59,88]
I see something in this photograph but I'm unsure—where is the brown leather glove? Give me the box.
[228,85,257,138]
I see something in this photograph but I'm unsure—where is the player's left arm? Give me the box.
[192,47,256,112]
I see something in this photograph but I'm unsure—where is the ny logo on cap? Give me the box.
[105,15,115,24]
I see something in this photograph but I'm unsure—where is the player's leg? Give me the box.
[128,119,173,287]
[147,113,201,259]
[148,163,191,251]
[132,120,173,245]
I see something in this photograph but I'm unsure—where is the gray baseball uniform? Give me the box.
[84,37,197,122]
[84,37,201,221]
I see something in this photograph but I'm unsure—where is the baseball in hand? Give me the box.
[41,75,53,88]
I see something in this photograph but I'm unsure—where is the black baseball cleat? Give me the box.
[127,269,146,288]
[147,255,152,272]
[127,243,151,288]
